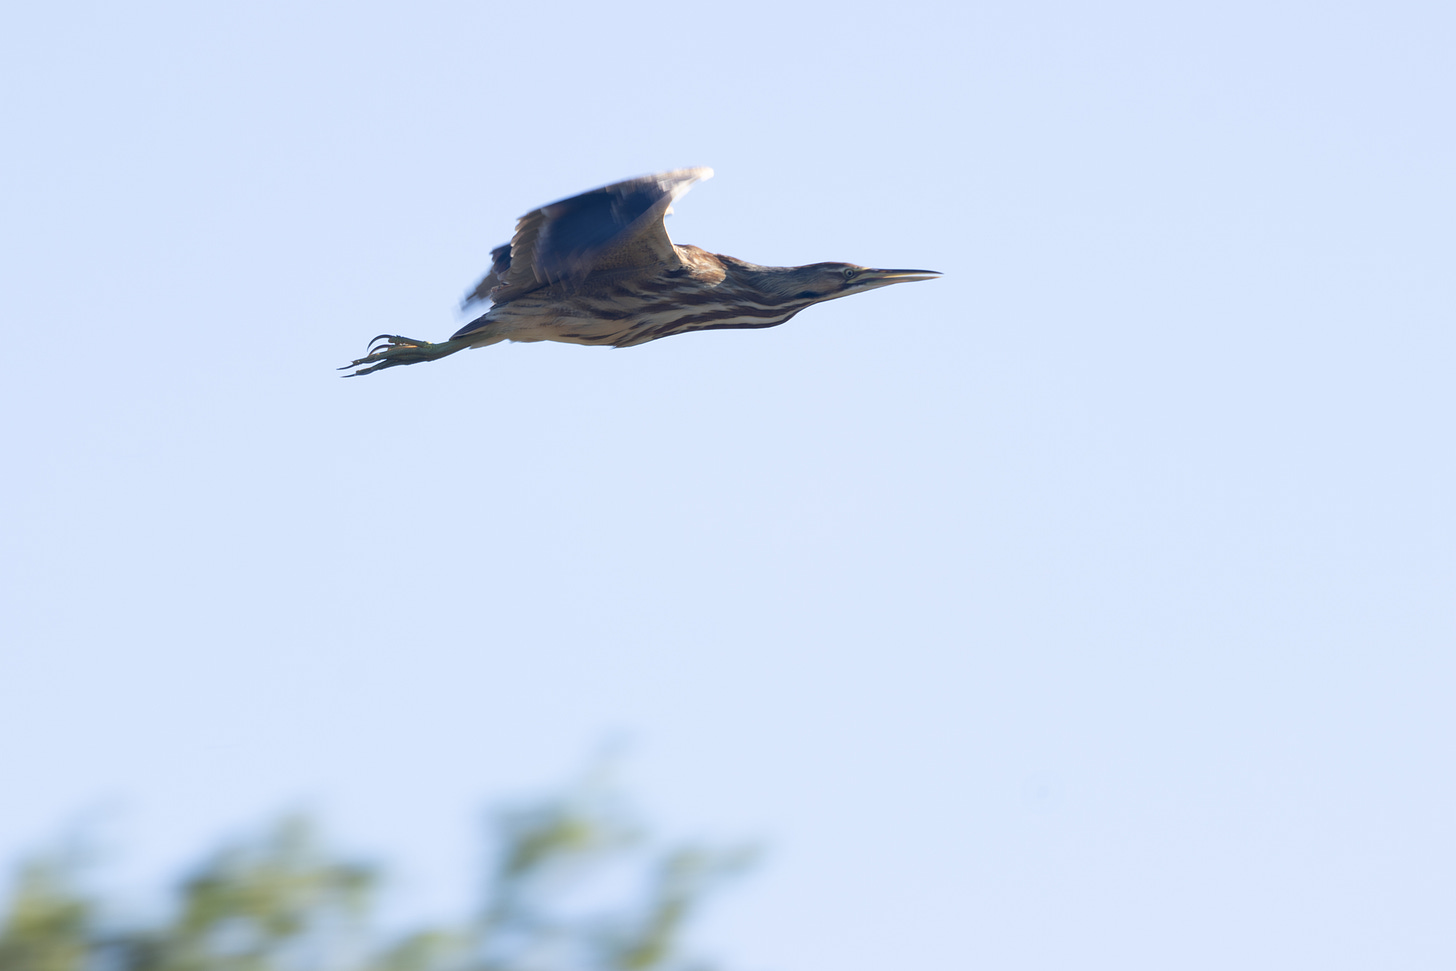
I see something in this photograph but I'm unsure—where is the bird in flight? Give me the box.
[342,168,939,376]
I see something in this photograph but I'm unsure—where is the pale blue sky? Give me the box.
[3,1,1453,968]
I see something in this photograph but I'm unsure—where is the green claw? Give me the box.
[340,336,429,376]
[339,335,474,377]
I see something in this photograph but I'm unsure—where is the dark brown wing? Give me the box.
[459,244,512,309]
[460,167,712,313]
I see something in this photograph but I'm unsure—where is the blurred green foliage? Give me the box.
[0,781,752,971]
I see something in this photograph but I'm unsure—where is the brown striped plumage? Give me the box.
[343,169,938,376]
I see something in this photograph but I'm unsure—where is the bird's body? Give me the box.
[343,168,938,376]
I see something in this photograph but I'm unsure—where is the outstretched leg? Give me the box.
[340,335,479,377]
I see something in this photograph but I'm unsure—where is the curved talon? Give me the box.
[367,333,421,351]
[339,334,475,377]
[339,334,450,377]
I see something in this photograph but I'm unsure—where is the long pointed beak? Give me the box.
[854,267,942,291]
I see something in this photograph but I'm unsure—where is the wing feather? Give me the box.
[460,167,712,313]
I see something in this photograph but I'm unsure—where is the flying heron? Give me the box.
[342,168,940,376]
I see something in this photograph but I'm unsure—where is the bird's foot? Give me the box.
[340,335,441,376]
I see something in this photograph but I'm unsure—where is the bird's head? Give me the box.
[771,262,942,304]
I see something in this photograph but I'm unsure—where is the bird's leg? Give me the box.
[339,335,475,377]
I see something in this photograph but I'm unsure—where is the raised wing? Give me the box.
[461,167,712,313]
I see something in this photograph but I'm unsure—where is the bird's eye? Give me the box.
[843,268,857,280]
